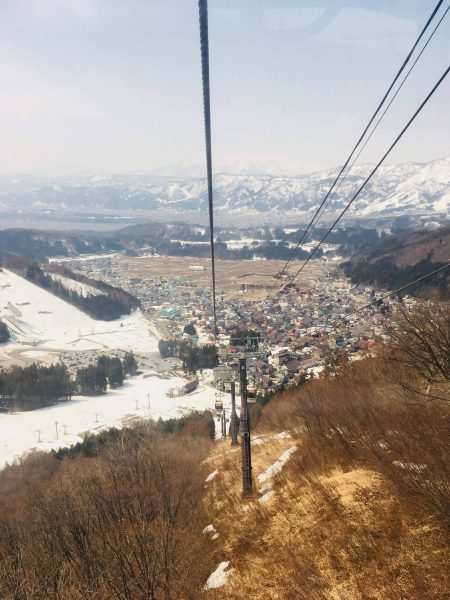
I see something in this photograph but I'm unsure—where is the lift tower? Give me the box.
[229,381,239,446]
[239,357,252,496]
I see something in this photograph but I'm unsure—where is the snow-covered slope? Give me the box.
[0,159,449,218]
[0,269,157,353]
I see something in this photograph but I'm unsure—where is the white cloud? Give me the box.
[264,8,325,32]
[213,8,241,25]
[313,7,417,52]
[16,0,97,19]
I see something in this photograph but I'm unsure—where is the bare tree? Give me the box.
[385,302,450,401]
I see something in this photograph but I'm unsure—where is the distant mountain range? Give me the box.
[0,158,449,220]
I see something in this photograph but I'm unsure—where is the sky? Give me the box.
[0,0,449,176]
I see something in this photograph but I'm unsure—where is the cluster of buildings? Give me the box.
[210,277,386,392]
[57,254,393,394]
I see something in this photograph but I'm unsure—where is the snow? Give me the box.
[49,253,120,263]
[258,490,275,504]
[0,373,218,468]
[257,446,298,490]
[273,431,292,440]
[202,524,216,534]
[205,469,219,482]
[3,158,450,218]
[204,561,232,590]
[50,273,105,297]
[0,268,158,354]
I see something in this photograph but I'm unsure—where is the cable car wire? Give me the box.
[288,64,450,288]
[264,0,446,300]
[199,0,218,338]
[331,263,450,329]
[309,3,450,234]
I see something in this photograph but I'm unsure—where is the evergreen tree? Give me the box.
[0,320,10,344]
[123,352,138,376]
[107,358,124,388]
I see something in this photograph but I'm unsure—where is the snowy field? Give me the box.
[0,268,158,359]
[0,372,227,468]
[50,272,105,297]
[0,267,231,468]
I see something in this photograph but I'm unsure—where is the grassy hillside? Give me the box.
[0,304,448,599]
[342,226,449,299]
[203,303,449,599]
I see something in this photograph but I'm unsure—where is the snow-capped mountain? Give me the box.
[0,158,449,219]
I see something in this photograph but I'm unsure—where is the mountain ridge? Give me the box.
[0,158,449,219]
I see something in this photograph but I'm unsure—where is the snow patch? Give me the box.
[258,490,275,504]
[204,561,232,590]
[202,524,216,535]
[0,373,217,469]
[273,431,292,440]
[257,446,298,489]
[0,269,157,353]
[252,438,264,446]
[205,469,219,482]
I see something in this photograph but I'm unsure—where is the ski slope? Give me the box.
[0,268,229,468]
[0,373,224,468]
[0,268,157,353]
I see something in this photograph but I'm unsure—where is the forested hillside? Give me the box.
[0,228,121,261]
[342,226,449,298]
[3,258,140,320]
[0,418,216,598]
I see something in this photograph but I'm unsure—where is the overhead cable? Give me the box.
[265,0,446,299]
[312,3,450,231]
[342,263,450,322]
[199,0,218,337]
[288,64,450,287]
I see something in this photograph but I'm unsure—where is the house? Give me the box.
[285,359,301,377]
[273,349,290,367]
[159,306,180,320]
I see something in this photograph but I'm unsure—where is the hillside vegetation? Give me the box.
[342,226,449,298]
[0,304,448,599]
[0,417,216,599]
[203,302,449,599]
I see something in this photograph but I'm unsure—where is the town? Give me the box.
[51,249,405,398]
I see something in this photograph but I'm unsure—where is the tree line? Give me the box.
[155,240,315,261]
[0,319,10,344]
[0,363,72,411]
[5,258,140,320]
[0,228,123,261]
[158,339,218,374]
[342,254,449,299]
[76,352,137,395]
[0,352,138,411]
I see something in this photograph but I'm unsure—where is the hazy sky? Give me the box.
[1,0,449,175]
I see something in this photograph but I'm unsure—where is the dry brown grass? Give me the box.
[203,336,449,599]
[0,306,448,599]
